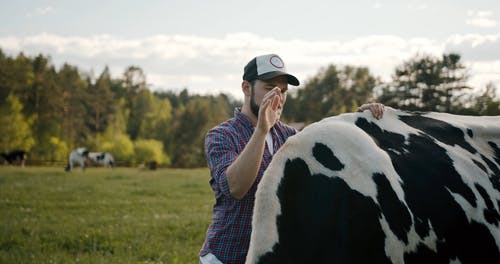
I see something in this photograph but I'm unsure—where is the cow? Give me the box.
[247,107,500,264]
[87,152,115,168]
[65,147,89,172]
[0,150,28,167]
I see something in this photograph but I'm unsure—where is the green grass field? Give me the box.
[0,166,213,263]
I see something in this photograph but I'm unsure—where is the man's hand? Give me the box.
[256,87,281,134]
[357,103,385,119]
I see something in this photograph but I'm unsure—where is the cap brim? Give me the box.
[257,71,300,86]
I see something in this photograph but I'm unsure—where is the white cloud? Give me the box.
[0,32,498,100]
[445,33,500,61]
[467,60,500,90]
[407,2,428,10]
[36,6,54,15]
[466,10,497,28]
[447,33,500,47]
[26,6,54,17]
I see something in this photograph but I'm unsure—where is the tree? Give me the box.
[290,65,377,123]
[472,83,500,115]
[0,94,35,152]
[58,63,90,148]
[170,97,230,167]
[46,137,69,162]
[0,52,34,109]
[29,55,64,160]
[87,66,116,136]
[97,127,135,166]
[138,98,173,141]
[378,53,469,112]
[122,66,149,140]
[127,89,154,140]
[134,139,170,166]
[122,65,147,95]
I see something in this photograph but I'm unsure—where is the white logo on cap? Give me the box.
[269,56,284,69]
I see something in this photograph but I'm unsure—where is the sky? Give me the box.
[1,0,499,100]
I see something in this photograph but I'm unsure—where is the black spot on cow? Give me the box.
[399,114,477,154]
[489,141,500,167]
[472,159,488,174]
[354,118,406,155]
[312,143,345,171]
[481,154,500,192]
[96,153,105,160]
[467,128,473,138]
[404,243,449,264]
[258,158,391,264]
[373,173,412,244]
[475,183,500,226]
[355,116,499,263]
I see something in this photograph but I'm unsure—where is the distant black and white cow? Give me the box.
[247,107,500,264]
[87,152,115,168]
[65,147,89,172]
[0,150,28,167]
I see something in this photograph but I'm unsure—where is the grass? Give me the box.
[0,166,213,263]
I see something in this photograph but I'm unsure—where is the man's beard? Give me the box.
[250,86,281,122]
[250,86,260,118]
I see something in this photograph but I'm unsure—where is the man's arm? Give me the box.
[226,88,282,200]
[225,128,267,199]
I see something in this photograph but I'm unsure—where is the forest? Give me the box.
[1,49,499,167]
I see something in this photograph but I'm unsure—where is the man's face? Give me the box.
[250,76,288,120]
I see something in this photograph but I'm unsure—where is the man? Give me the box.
[200,54,384,263]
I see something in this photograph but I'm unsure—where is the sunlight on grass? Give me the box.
[0,167,213,263]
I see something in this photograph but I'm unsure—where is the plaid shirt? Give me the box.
[200,108,297,264]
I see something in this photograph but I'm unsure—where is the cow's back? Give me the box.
[247,108,500,264]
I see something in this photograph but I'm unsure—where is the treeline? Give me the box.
[0,49,498,167]
[284,53,499,123]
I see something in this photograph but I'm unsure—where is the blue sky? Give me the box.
[1,0,499,99]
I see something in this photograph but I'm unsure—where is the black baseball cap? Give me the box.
[243,54,300,86]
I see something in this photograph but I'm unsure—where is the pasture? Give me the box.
[0,166,213,263]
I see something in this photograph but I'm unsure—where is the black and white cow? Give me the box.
[0,150,28,167]
[247,107,500,264]
[65,147,89,172]
[87,152,115,168]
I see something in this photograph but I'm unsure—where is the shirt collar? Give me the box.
[234,107,254,130]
